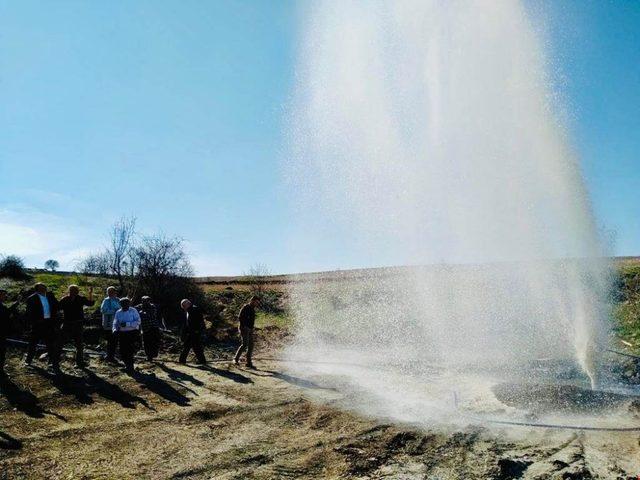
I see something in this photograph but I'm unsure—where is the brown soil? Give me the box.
[1,347,640,479]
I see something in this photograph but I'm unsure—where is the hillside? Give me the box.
[1,259,640,478]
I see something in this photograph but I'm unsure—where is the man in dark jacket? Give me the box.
[0,289,20,375]
[58,285,94,367]
[136,296,163,361]
[234,296,259,368]
[25,283,60,370]
[178,299,206,365]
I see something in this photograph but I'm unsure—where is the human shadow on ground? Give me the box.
[131,371,191,407]
[30,366,151,411]
[194,364,252,385]
[157,363,204,387]
[31,367,94,405]
[0,430,22,450]
[261,370,335,391]
[0,374,65,419]
[82,368,152,410]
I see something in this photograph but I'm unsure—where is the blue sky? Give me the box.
[0,1,638,275]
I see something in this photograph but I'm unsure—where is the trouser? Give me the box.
[118,330,139,370]
[234,327,254,364]
[142,327,161,360]
[179,332,206,364]
[60,323,84,365]
[26,323,58,367]
[104,328,117,359]
[102,314,117,359]
[0,336,6,370]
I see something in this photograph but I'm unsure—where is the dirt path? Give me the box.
[1,352,639,479]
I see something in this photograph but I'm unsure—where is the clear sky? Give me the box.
[0,1,638,275]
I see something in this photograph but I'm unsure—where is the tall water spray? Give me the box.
[286,0,611,420]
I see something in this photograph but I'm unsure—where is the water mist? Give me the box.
[285,0,612,425]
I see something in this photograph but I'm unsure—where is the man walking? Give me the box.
[0,289,20,375]
[112,298,141,374]
[25,283,60,370]
[178,299,206,365]
[234,296,259,369]
[58,285,94,367]
[136,296,163,361]
[100,287,120,362]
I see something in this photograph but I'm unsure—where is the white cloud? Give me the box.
[0,206,101,270]
[0,222,47,256]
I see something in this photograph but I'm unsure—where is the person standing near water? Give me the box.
[25,283,60,370]
[112,298,141,374]
[234,296,259,369]
[58,285,94,368]
[136,296,163,361]
[0,289,20,375]
[178,299,207,365]
[100,287,120,362]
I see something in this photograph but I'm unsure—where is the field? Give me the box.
[3,341,640,479]
[1,259,640,479]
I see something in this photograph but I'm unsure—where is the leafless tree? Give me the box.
[76,220,204,323]
[108,216,137,291]
[130,233,195,307]
[76,252,110,276]
[244,262,271,296]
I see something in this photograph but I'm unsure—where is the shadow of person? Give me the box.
[0,431,22,450]
[0,374,47,418]
[31,367,94,405]
[81,368,152,410]
[262,370,335,391]
[132,371,191,407]
[194,364,253,384]
[157,363,204,387]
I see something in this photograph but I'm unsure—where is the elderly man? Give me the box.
[0,289,20,375]
[135,296,164,361]
[112,298,141,374]
[58,285,94,367]
[25,283,59,370]
[178,299,206,365]
[100,287,121,362]
[234,296,260,369]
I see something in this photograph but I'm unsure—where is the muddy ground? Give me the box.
[1,344,640,479]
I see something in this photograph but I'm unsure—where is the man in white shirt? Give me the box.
[112,298,141,374]
[25,283,59,370]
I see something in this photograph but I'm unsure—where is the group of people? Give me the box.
[0,283,260,375]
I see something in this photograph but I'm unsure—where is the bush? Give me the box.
[0,255,31,280]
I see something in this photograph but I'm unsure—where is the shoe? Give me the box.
[178,359,186,365]
[233,359,240,366]
[246,363,256,370]
[196,360,207,366]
